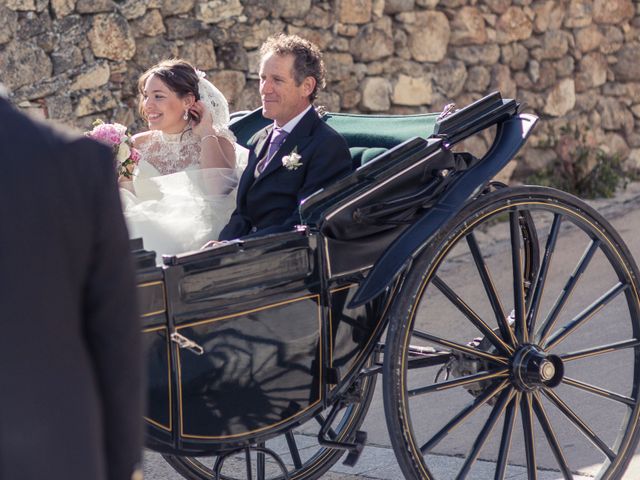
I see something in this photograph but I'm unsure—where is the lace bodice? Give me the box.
[136,129,201,176]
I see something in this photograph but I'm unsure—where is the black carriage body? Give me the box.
[136,135,458,454]
[137,229,394,454]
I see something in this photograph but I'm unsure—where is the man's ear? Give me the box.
[301,76,316,98]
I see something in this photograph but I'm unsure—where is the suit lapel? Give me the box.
[237,126,272,204]
[253,108,319,185]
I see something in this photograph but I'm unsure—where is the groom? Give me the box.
[218,34,352,240]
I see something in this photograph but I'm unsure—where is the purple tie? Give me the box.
[256,127,288,176]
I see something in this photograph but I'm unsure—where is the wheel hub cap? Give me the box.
[512,345,564,391]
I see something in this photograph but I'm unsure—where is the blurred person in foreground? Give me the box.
[0,92,144,480]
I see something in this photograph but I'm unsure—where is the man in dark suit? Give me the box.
[218,34,352,240]
[0,95,143,480]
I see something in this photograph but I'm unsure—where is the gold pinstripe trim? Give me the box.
[177,294,323,440]
[137,280,167,317]
[141,326,172,432]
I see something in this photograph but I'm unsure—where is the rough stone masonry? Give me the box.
[1,0,638,182]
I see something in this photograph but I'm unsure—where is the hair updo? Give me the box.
[137,59,200,121]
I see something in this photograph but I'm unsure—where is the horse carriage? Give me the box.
[133,92,640,479]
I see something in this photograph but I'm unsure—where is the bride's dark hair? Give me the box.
[137,59,201,122]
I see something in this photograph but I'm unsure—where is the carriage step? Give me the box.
[343,430,367,466]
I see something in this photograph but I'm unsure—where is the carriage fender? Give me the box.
[348,113,538,308]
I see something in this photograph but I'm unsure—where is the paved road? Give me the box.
[143,184,640,479]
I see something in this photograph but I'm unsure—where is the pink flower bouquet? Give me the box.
[85,120,140,179]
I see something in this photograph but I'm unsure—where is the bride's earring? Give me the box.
[183,109,189,121]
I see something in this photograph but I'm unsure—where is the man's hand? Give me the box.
[201,240,221,249]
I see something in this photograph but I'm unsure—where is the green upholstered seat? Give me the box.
[229,108,440,167]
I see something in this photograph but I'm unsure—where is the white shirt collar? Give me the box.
[276,104,313,134]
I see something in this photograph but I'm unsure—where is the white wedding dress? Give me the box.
[120,130,247,260]
[120,73,247,261]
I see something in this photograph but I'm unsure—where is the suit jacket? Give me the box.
[218,107,352,240]
[0,98,143,480]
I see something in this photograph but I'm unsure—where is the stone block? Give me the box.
[351,17,394,61]
[434,59,467,97]
[392,74,432,106]
[131,9,166,37]
[612,44,640,82]
[453,44,500,66]
[133,36,179,67]
[165,16,200,39]
[76,0,114,13]
[337,0,372,24]
[88,13,136,60]
[75,89,118,116]
[117,0,147,20]
[196,0,243,24]
[593,0,634,24]
[178,37,216,71]
[544,78,576,117]
[361,77,391,111]
[51,0,75,18]
[161,0,195,16]
[575,52,607,92]
[52,46,84,74]
[216,42,248,71]
[465,66,490,92]
[533,1,564,33]
[564,0,592,28]
[306,5,333,29]
[384,0,414,14]
[0,5,18,44]
[45,93,74,120]
[210,70,245,105]
[71,62,110,91]
[496,6,533,44]
[404,11,450,63]
[575,25,604,53]
[0,40,52,90]
[490,64,516,99]
[6,0,36,11]
[450,6,487,46]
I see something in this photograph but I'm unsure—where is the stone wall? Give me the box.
[1,0,639,181]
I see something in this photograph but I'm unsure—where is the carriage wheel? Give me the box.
[383,186,640,479]
[162,357,377,480]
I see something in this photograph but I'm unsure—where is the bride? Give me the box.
[120,59,246,260]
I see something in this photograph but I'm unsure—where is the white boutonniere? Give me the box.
[282,147,303,170]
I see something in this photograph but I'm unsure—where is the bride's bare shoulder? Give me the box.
[132,130,155,148]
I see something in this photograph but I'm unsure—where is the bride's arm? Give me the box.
[190,100,235,169]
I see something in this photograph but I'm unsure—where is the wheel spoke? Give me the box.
[466,233,517,347]
[433,275,513,355]
[420,380,509,454]
[562,376,636,407]
[285,431,303,469]
[561,338,640,362]
[545,282,629,351]
[526,213,562,338]
[510,211,528,344]
[542,389,616,460]
[521,393,538,480]
[245,448,253,480]
[456,387,516,479]
[409,368,509,397]
[257,443,266,480]
[413,328,508,365]
[494,392,520,480]
[532,392,573,479]
[537,240,600,345]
